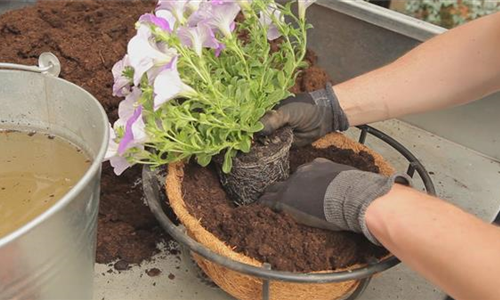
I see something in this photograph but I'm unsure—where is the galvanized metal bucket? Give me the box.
[0,53,109,300]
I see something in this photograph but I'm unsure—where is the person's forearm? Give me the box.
[366,185,500,300]
[333,12,500,126]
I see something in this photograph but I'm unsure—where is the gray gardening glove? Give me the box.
[258,158,412,245]
[260,83,349,147]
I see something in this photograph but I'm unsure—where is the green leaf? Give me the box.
[238,136,252,153]
[196,154,212,167]
[190,134,201,149]
[122,66,134,81]
[248,122,265,133]
[268,90,286,105]
[284,58,296,76]
[239,107,251,124]
[250,107,266,121]
[222,149,234,173]
[277,71,287,87]
[218,130,230,142]
[298,61,309,69]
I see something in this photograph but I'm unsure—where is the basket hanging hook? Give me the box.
[0,52,61,77]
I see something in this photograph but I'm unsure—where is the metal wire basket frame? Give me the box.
[143,125,436,300]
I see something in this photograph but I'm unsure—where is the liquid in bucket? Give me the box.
[0,130,91,238]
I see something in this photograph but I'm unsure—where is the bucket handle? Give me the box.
[0,52,61,77]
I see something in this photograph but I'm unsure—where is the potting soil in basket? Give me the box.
[182,144,388,273]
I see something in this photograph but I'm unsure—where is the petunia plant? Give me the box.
[105,0,316,175]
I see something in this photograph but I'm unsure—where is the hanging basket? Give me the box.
[165,132,395,300]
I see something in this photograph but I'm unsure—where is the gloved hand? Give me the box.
[258,158,411,245]
[260,83,349,147]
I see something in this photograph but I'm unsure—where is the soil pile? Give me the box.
[0,0,157,123]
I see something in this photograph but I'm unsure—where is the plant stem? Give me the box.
[226,37,252,80]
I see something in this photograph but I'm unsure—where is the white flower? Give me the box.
[157,0,189,24]
[298,0,316,20]
[178,23,220,56]
[138,12,173,33]
[104,123,133,176]
[118,88,148,143]
[105,89,148,176]
[153,57,196,110]
[188,1,241,38]
[155,9,177,29]
[236,0,252,11]
[105,123,119,161]
[186,0,207,13]
[259,3,283,41]
[127,25,178,85]
[112,55,132,97]
[115,88,148,153]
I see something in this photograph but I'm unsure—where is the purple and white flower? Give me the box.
[178,23,220,56]
[186,0,207,13]
[155,9,177,29]
[259,3,283,41]
[117,87,143,126]
[138,12,173,32]
[104,123,133,176]
[157,0,189,24]
[188,1,240,38]
[236,0,252,11]
[117,88,148,155]
[118,105,146,155]
[109,152,132,175]
[104,112,146,176]
[298,0,316,20]
[153,56,196,110]
[127,25,178,85]
[104,123,120,162]
[112,55,132,97]
[215,42,226,57]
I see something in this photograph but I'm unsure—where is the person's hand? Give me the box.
[260,83,350,147]
[258,158,411,245]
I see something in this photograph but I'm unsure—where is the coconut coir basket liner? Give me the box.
[166,132,395,300]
